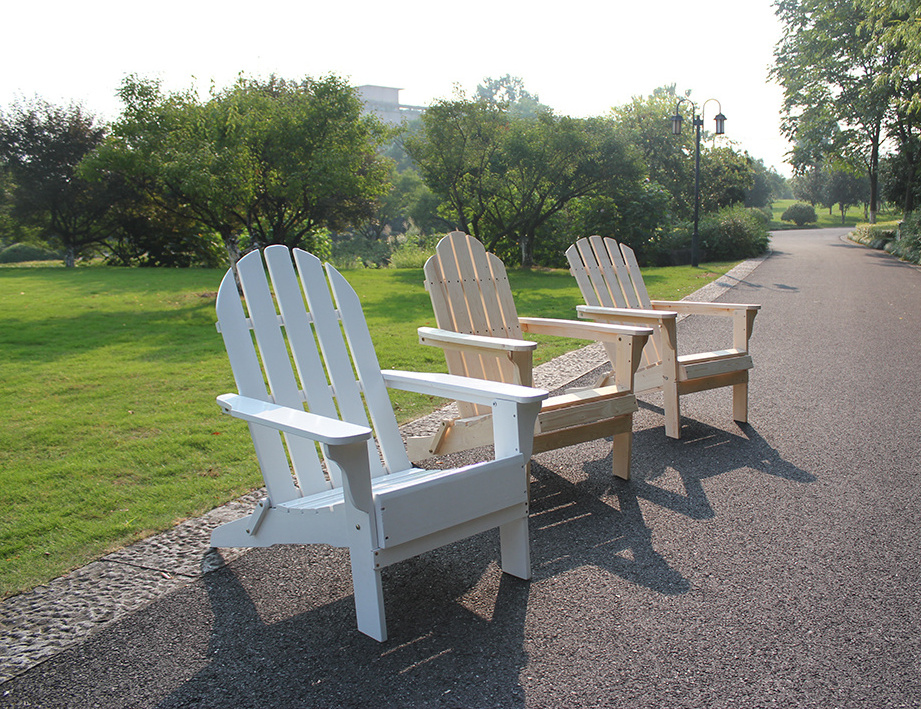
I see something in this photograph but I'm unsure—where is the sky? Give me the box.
[2,0,792,175]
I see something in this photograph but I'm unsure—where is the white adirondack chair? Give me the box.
[408,231,652,480]
[566,235,760,439]
[209,245,547,641]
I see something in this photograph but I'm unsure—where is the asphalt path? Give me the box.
[3,228,920,708]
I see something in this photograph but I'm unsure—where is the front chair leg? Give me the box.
[350,547,387,641]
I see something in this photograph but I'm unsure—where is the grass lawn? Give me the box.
[0,258,739,598]
[770,198,902,230]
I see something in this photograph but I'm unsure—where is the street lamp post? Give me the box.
[671,98,726,268]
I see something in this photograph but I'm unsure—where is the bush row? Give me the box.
[0,242,61,264]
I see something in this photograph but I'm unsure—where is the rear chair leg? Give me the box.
[499,516,531,580]
[732,378,749,424]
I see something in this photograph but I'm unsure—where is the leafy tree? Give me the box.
[407,91,642,266]
[791,166,825,206]
[698,147,755,212]
[475,75,549,118]
[771,0,899,222]
[87,74,390,263]
[823,163,868,222]
[611,86,696,218]
[0,99,111,266]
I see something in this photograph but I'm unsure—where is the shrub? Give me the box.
[0,242,60,264]
[781,203,818,226]
[886,212,921,264]
[389,242,435,269]
[699,206,770,261]
[852,223,898,250]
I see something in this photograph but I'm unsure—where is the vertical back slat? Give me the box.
[619,243,652,308]
[216,263,301,502]
[235,250,327,494]
[325,264,412,475]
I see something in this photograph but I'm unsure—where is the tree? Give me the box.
[611,86,696,218]
[0,99,111,266]
[698,147,755,212]
[87,74,391,263]
[771,0,898,222]
[406,91,642,266]
[823,163,868,222]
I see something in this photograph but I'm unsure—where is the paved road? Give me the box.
[3,228,920,708]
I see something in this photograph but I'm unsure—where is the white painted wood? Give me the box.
[210,246,548,641]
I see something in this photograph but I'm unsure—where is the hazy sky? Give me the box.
[2,0,792,174]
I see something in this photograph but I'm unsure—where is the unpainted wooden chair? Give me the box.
[408,231,652,480]
[566,235,760,439]
[209,245,547,641]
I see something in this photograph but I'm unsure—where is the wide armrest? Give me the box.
[381,369,548,407]
[650,300,761,316]
[418,326,537,353]
[519,316,652,342]
[577,304,678,325]
[216,394,372,446]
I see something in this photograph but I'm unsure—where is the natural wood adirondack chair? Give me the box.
[408,231,652,480]
[566,235,760,439]
[209,245,547,641]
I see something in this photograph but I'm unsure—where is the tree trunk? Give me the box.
[64,244,76,268]
[519,234,534,269]
[220,228,241,266]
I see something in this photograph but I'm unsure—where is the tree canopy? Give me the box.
[0,99,111,266]
[85,74,391,262]
[406,90,643,266]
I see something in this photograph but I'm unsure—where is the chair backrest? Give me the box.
[216,245,411,503]
[424,231,524,390]
[565,235,653,310]
[566,235,662,370]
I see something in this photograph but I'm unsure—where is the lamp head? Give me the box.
[671,112,684,136]
[714,112,726,135]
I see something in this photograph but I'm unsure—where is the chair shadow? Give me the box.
[157,546,532,708]
[629,402,814,521]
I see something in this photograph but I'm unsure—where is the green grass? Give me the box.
[0,259,739,598]
[770,199,902,230]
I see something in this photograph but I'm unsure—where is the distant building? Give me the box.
[357,85,425,125]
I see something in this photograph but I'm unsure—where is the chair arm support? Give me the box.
[418,326,537,353]
[381,369,548,408]
[650,300,761,316]
[216,394,372,446]
[518,317,653,342]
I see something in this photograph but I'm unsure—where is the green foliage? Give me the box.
[886,211,921,263]
[698,206,771,261]
[0,242,60,263]
[0,99,111,266]
[852,221,899,249]
[781,202,818,226]
[406,88,643,266]
[87,74,391,263]
[647,206,769,265]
